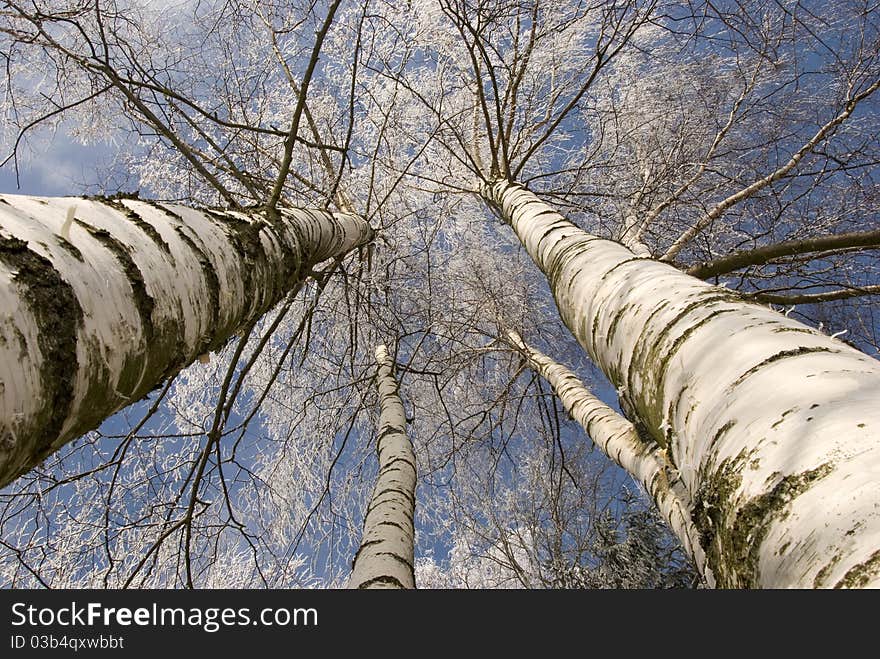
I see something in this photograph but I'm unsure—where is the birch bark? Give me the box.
[483,180,880,588]
[0,194,373,487]
[504,330,710,584]
[349,344,417,589]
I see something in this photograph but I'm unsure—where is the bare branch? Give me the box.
[687,228,880,279]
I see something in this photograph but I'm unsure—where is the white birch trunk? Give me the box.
[505,330,710,583]
[483,180,880,588]
[0,194,373,487]
[349,344,417,589]
[618,214,652,259]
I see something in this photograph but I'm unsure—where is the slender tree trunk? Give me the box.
[482,180,880,588]
[349,344,417,589]
[0,194,373,488]
[504,330,710,584]
[618,213,652,259]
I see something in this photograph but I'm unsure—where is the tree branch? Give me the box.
[686,228,880,279]
[749,285,880,305]
[661,77,880,262]
[265,0,343,213]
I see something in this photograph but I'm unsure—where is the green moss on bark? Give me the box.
[692,457,833,588]
[631,292,741,436]
[813,553,843,587]
[834,549,880,589]
[170,225,221,357]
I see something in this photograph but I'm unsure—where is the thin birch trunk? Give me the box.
[504,330,710,584]
[482,179,880,588]
[618,213,652,258]
[349,344,417,589]
[0,194,373,487]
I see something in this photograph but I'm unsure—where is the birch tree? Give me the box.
[349,344,416,589]
[0,0,397,586]
[386,0,880,586]
[503,330,706,579]
[481,179,880,588]
[406,0,879,345]
[582,2,880,351]
[0,193,372,487]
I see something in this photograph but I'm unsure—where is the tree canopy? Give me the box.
[1,0,878,588]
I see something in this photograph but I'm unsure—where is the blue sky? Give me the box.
[0,127,122,196]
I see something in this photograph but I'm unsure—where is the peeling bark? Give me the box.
[483,180,880,588]
[0,195,373,487]
[349,344,416,589]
